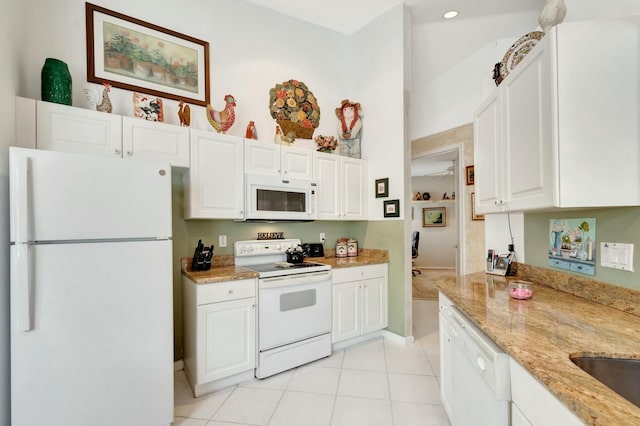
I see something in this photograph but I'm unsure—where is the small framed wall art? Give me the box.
[383,199,400,218]
[375,178,389,198]
[422,207,446,227]
[466,165,475,186]
[471,192,484,221]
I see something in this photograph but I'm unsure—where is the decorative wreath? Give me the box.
[269,79,320,130]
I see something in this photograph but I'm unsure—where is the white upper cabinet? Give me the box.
[122,117,189,167]
[184,130,244,220]
[474,16,640,214]
[244,139,313,180]
[313,152,367,220]
[22,99,189,168]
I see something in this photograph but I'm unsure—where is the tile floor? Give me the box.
[173,300,449,426]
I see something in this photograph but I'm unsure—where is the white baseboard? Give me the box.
[174,359,184,371]
[381,329,415,345]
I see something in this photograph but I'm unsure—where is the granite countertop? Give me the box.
[181,249,388,284]
[436,271,640,426]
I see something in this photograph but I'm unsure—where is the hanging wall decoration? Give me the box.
[335,99,363,159]
[86,3,210,106]
[269,79,320,139]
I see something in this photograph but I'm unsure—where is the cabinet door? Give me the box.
[473,91,504,214]
[185,130,244,219]
[342,158,366,220]
[332,281,361,343]
[121,117,189,167]
[314,152,341,219]
[502,34,555,211]
[360,276,387,334]
[281,146,313,179]
[439,312,454,420]
[36,100,122,158]
[244,140,280,176]
[197,298,255,384]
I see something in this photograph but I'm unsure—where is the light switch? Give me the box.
[219,235,227,248]
[600,242,634,272]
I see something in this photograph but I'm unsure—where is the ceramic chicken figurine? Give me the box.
[538,0,567,33]
[245,121,258,139]
[178,100,191,127]
[274,125,295,145]
[83,82,112,113]
[206,94,236,133]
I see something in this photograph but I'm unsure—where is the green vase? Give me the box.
[41,58,72,105]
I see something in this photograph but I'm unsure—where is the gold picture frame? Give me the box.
[422,207,446,227]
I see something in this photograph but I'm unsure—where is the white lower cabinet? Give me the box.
[438,293,454,419]
[509,358,584,426]
[331,264,387,344]
[183,277,256,397]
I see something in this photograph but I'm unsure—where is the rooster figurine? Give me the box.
[274,125,295,145]
[206,94,236,133]
[83,82,112,113]
[178,100,191,127]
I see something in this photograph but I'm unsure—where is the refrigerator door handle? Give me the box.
[13,244,33,331]
[13,153,30,243]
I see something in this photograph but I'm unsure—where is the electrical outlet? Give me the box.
[320,232,326,243]
[219,235,227,248]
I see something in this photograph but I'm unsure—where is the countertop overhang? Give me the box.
[436,272,640,426]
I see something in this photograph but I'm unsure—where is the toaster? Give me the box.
[303,243,325,258]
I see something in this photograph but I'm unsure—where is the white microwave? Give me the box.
[244,174,317,221]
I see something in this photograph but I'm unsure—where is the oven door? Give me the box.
[245,174,317,221]
[258,271,331,351]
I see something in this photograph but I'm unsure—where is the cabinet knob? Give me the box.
[284,170,288,174]
[126,150,133,156]
[228,289,234,295]
[114,149,121,155]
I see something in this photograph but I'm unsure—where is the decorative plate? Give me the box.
[500,31,545,80]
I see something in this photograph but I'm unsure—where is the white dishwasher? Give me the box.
[440,303,511,426]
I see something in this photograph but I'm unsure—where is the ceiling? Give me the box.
[242,0,545,35]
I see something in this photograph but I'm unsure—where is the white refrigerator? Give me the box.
[9,147,174,425]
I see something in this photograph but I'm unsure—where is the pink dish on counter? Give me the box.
[508,281,534,300]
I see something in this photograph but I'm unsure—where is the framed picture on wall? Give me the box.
[466,165,475,185]
[86,2,211,106]
[422,207,446,227]
[471,192,484,221]
[383,199,400,217]
[375,178,389,198]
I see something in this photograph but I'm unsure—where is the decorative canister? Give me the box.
[347,239,358,257]
[41,58,72,105]
[336,241,348,258]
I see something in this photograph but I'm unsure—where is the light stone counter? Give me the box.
[436,270,640,426]
[310,248,389,269]
[181,256,258,284]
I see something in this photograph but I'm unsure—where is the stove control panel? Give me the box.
[235,239,301,257]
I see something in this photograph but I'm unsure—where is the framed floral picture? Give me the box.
[466,165,475,185]
[86,3,210,106]
[375,178,389,198]
[383,200,400,218]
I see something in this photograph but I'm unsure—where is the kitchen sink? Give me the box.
[570,356,640,408]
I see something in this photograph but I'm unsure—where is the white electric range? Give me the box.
[234,239,332,379]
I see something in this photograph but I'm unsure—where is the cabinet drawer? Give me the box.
[569,262,594,275]
[197,279,256,305]
[548,258,571,270]
[332,263,387,284]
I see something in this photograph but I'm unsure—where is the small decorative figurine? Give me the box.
[133,93,163,122]
[314,135,337,153]
[415,192,422,201]
[246,121,258,139]
[442,192,451,200]
[452,192,456,200]
[178,100,191,127]
[274,125,295,145]
[206,94,236,134]
[83,82,112,113]
[422,192,431,201]
[335,99,362,158]
[492,63,503,86]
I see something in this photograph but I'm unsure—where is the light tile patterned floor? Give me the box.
[173,300,449,426]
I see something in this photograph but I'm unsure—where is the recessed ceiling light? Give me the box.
[443,10,459,19]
